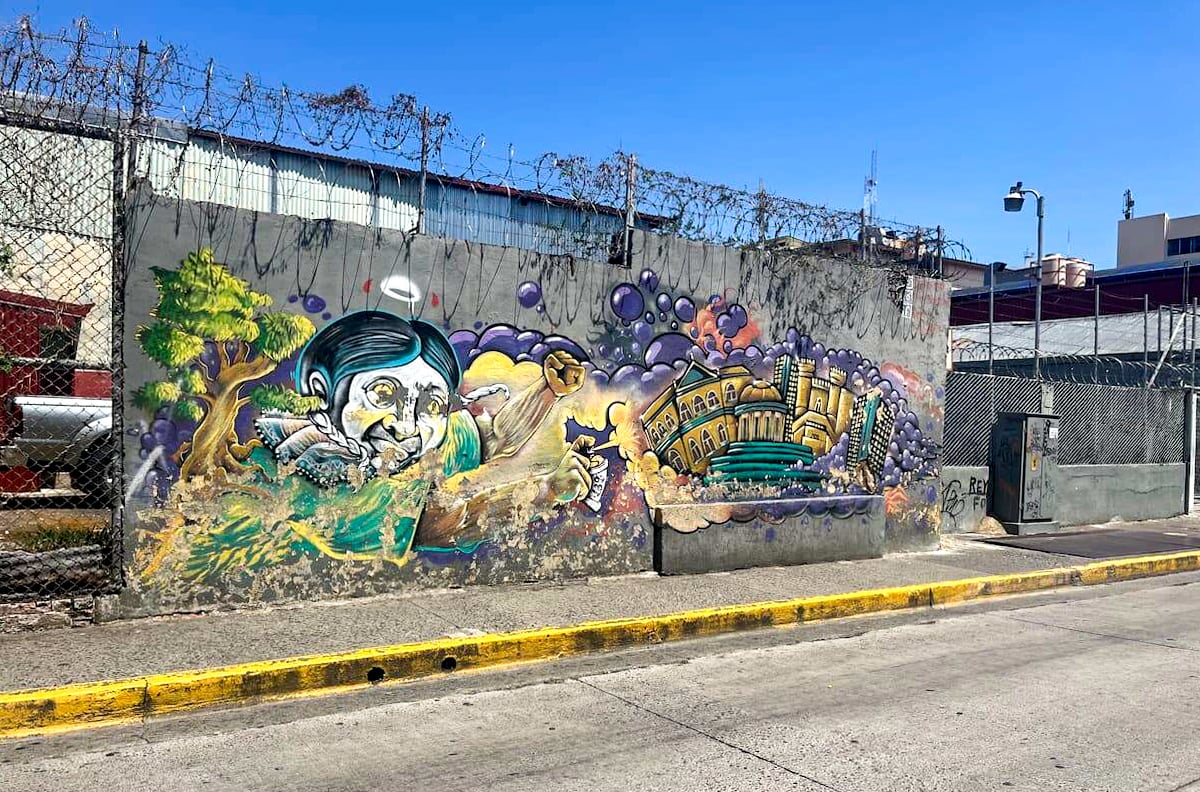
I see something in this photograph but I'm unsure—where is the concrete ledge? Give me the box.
[3,548,1199,741]
[654,495,885,574]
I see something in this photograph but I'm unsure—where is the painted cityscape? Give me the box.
[641,356,894,492]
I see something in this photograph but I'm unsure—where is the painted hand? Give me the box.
[539,436,594,504]
[543,350,585,397]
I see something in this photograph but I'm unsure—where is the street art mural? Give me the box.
[130,248,940,596]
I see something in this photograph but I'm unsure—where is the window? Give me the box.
[725,383,736,403]
[688,439,701,461]
[668,450,684,470]
[693,395,706,415]
[717,423,728,444]
[680,403,691,421]
[1168,235,1200,257]
[39,325,80,397]
[707,391,719,409]
[702,430,715,454]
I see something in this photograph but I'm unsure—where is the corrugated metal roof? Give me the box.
[953,312,1189,359]
[141,130,651,257]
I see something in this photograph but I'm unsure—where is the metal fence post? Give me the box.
[1093,282,1100,384]
[1145,295,1151,388]
[1188,389,1198,513]
[108,129,128,592]
[988,264,994,375]
[756,180,768,246]
[935,225,944,277]
[859,208,867,262]
[417,106,429,236]
[1185,295,1195,388]
[623,152,637,269]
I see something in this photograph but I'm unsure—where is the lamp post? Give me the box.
[1004,181,1045,377]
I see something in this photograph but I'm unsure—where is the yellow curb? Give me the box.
[2,548,1198,740]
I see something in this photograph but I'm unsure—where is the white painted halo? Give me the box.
[379,274,422,304]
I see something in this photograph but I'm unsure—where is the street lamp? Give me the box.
[1004,181,1045,378]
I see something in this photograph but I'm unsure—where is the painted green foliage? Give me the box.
[135,249,316,481]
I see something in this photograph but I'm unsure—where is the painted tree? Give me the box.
[135,249,315,481]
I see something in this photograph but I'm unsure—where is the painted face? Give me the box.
[337,357,451,473]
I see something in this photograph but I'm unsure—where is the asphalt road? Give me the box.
[5,573,1200,791]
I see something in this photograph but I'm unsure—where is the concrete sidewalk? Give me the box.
[1,516,1196,695]
[0,535,1106,692]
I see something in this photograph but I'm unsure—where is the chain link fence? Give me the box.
[943,372,1042,467]
[945,371,1186,468]
[1054,381,1186,465]
[0,115,121,599]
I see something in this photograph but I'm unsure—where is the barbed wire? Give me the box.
[950,336,1199,387]
[0,16,971,267]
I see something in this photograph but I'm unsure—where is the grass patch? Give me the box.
[10,525,106,552]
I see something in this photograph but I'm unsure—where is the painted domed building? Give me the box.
[706,379,820,486]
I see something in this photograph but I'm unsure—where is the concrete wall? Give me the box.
[118,188,949,616]
[939,466,991,533]
[1056,464,1187,525]
[1117,214,1168,268]
[940,464,1185,532]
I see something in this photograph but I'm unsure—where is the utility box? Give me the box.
[989,412,1059,535]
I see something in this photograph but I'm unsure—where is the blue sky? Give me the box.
[10,1,1197,267]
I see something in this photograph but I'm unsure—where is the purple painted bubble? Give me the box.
[516,329,543,349]
[612,364,646,389]
[478,325,522,357]
[321,312,332,321]
[140,433,156,452]
[448,330,479,367]
[644,332,695,367]
[528,343,550,361]
[610,284,644,321]
[723,340,733,353]
[638,269,660,292]
[644,312,655,324]
[673,297,696,322]
[287,295,299,303]
[633,320,653,344]
[302,294,326,314]
[670,322,678,330]
[536,305,546,314]
[150,419,177,447]
[655,293,672,313]
[517,281,542,308]
[542,335,587,361]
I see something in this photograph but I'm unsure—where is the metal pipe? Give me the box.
[1145,295,1151,388]
[1094,282,1100,383]
[417,106,430,235]
[1034,194,1044,378]
[623,153,637,269]
[1185,295,1195,388]
[988,263,995,375]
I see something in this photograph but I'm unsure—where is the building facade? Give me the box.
[1118,211,1200,269]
